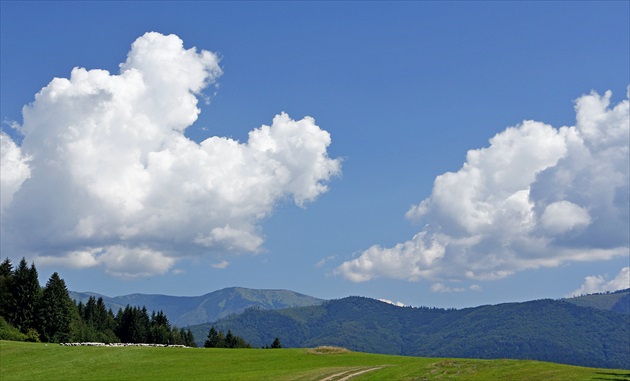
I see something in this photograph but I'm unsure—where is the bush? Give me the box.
[25,328,41,342]
[0,316,27,341]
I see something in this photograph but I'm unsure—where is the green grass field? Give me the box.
[1,341,628,381]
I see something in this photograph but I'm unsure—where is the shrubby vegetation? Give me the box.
[0,258,195,346]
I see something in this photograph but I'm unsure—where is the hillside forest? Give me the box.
[201,293,629,369]
[0,258,195,346]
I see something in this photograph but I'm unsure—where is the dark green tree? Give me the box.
[225,329,236,348]
[171,326,183,345]
[0,258,14,321]
[101,307,118,343]
[137,306,150,343]
[38,272,73,342]
[11,258,42,333]
[205,326,220,348]
[76,301,85,320]
[149,310,172,344]
[271,337,282,349]
[84,297,97,323]
[85,297,117,343]
[0,258,12,277]
[185,328,196,347]
[94,298,109,330]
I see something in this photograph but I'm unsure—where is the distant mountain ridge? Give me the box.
[69,287,629,369]
[69,287,630,327]
[197,294,629,369]
[69,287,324,327]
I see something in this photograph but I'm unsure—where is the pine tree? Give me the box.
[12,258,42,333]
[38,272,73,342]
[136,306,150,343]
[0,258,15,321]
[186,328,196,347]
[225,329,236,348]
[216,330,225,347]
[171,326,183,345]
[76,301,85,320]
[149,310,171,344]
[205,326,219,348]
[0,258,12,276]
[95,297,109,332]
[116,305,134,343]
[271,337,282,349]
[67,300,84,342]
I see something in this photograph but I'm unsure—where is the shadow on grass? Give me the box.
[593,371,630,381]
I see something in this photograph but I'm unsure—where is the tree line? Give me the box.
[0,258,195,346]
[203,325,280,349]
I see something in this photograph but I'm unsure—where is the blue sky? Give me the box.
[1,1,628,308]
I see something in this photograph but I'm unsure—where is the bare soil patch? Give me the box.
[307,346,351,355]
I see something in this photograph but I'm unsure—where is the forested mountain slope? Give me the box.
[197,296,629,369]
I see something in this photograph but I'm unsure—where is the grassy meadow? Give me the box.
[1,341,629,381]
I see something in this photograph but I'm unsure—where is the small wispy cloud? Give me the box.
[211,260,230,270]
[315,256,335,268]
[431,283,466,293]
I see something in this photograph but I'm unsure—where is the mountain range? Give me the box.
[199,290,629,369]
[69,287,323,327]
[69,287,630,369]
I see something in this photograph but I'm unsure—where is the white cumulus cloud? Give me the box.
[570,267,630,296]
[337,88,629,287]
[0,32,341,277]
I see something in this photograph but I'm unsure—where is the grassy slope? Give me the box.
[1,341,629,381]
[564,291,629,314]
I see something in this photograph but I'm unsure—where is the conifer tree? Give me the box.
[38,272,73,342]
[171,326,183,345]
[149,310,171,344]
[0,258,14,321]
[137,306,150,343]
[225,329,236,348]
[186,328,196,347]
[177,327,187,345]
[205,326,219,348]
[0,258,12,276]
[271,337,282,349]
[12,258,41,333]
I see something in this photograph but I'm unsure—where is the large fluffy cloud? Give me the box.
[336,88,629,288]
[1,32,341,277]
